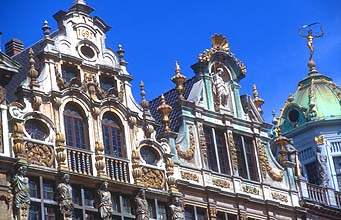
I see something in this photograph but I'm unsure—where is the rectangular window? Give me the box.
[204,127,218,172]
[44,206,56,220]
[244,136,259,181]
[43,182,55,200]
[72,185,81,205]
[111,193,120,212]
[216,130,230,175]
[217,212,225,220]
[29,203,41,220]
[227,213,237,220]
[148,199,156,219]
[84,188,94,207]
[305,161,319,185]
[184,206,195,220]
[196,207,207,220]
[157,202,167,220]
[29,179,39,199]
[122,196,133,214]
[234,134,248,179]
[72,209,83,220]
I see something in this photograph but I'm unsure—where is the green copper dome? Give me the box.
[278,70,341,133]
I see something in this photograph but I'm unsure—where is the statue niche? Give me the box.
[210,66,231,109]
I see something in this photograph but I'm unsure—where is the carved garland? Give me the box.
[141,167,165,190]
[198,124,207,163]
[181,171,199,182]
[176,125,195,160]
[271,192,288,203]
[257,140,284,182]
[212,179,230,188]
[242,184,259,195]
[26,142,54,167]
[227,131,238,171]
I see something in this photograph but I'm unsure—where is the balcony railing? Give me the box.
[66,147,93,175]
[335,192,341,208]
[105,156,129,183]
[307,183,328,205]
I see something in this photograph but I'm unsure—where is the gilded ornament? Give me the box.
[212,178,230,188]
[198,124,207,164]
[209,207,217,218]
[157,94,172,132]
[257,140,283,182]
[166,157,178,193]
[252,84,264,115]
[31,96,42,111]
[141,167,165,190]
[180,171,199,182]
[55,132,67,170]
[314,135,324,145]
[132,149,143,185]
[271,192,288,203]
[171,61,187,101]
[95,142,106,177]
[227,131,238,172]
[239,212,248,220]
[26,142,54,167]
[176,125,195,160]
[12,122,26,159]
[242,184,259,195]
[28,48,39,88]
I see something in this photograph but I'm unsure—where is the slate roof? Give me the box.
[149,76,197,134]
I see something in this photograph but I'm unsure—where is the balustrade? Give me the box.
[105,156,129,182]
[307,183,328,205]
[335,192,341,208]
[66,147,93,175]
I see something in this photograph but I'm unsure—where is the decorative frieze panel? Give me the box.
[242,184,260,195]
[212,178,230,189]
[271,192,288,203]
[180,171,199,182]
[26,142,54,167]
[141,167,165,190]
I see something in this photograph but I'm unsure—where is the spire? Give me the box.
[252,84,264,115]
[140,81,149,109]
[117,44,128,66]
[171,61,186,101]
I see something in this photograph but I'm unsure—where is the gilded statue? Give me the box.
[56,174,74,219]
[12,166,30,219]
[135,189,149,220]
[170,196,184,220]
[95,181,113,220]
[298,22,324,61]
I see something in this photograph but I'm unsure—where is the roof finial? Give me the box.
[157,94,172,133]
[42,20,51,38]
[73,0,86,5]
[117,44,128,66]
[252,84,264,115]
[28,48,39,88]
[298,22,324,74]
[171,61,186,101]
[140,81,149,109]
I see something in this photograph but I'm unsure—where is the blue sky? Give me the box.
[1,0,341,122]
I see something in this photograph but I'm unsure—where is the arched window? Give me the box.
[64,104,89,149]
[101,113,125,157]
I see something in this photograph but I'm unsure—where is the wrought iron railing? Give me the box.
[66,147,93,175]
[105,156,129,182]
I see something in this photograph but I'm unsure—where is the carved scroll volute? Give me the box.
[227,131,237,173]
[55,132,67,170]
[12,122,26,160]
[176,125,195,160]
[166,157,178,193]
[131,149,143,185]
[95,141,106,177]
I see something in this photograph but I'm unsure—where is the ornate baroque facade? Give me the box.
[0,1,340,220]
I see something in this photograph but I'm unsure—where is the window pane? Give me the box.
[204,127,218,172]
[197,208,207,220]
[216,130,230,175]
[84,188,94,207]
[234,134,247,179]
[73,209,83,220]
[44,206,56,220]
[29,179,39,198]
[43,182,55,200]
[102,114,124,157]
[72,185,81,205]
[158,202,167,220]
[122,196,132,214]
[244,137,259,181]
[148,200,156,219]
[29,203,41,220]
[306,161,319,185]
[64,105,88,149]
[184,206,194,220]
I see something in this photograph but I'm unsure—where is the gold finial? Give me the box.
[211,34,230,52]
[140,81,149,109]
[29,48,39,88]
[171,61,187,101]
[274,127,289,165]
[298,23,324,73]
[252,84,264,115]
[157,94,172,132]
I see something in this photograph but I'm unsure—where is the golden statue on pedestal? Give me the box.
[298,22,324,61]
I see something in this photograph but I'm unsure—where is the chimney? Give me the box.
[5,38,24,56]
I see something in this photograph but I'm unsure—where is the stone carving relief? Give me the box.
[212,178,230,189]
[12,166,30,220]
[141,167,164,190]
[56,174,73,219]
[211,67,229,108]
[198,123,207,164]
[95,181,113,220]
[227,131,238,172]
[176,125,195,160]
[26,142,54,167]
[135,189,149,220]
[180,171,199,182]
[242,184,259,195]
[170,196,184,220]
[271,192,288,203]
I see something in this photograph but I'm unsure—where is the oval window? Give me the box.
[140,146,159,165]
[288,109,299,123]
[25,119,49,140]
[80,45,95,59]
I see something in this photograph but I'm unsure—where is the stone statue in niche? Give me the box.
[170,196,184,220]
[211,67,229,107]
[95,181,113,220]
[316,146,328,187]
[135,189,149,220]
[12,165,30,220]
[56,174,73,219]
